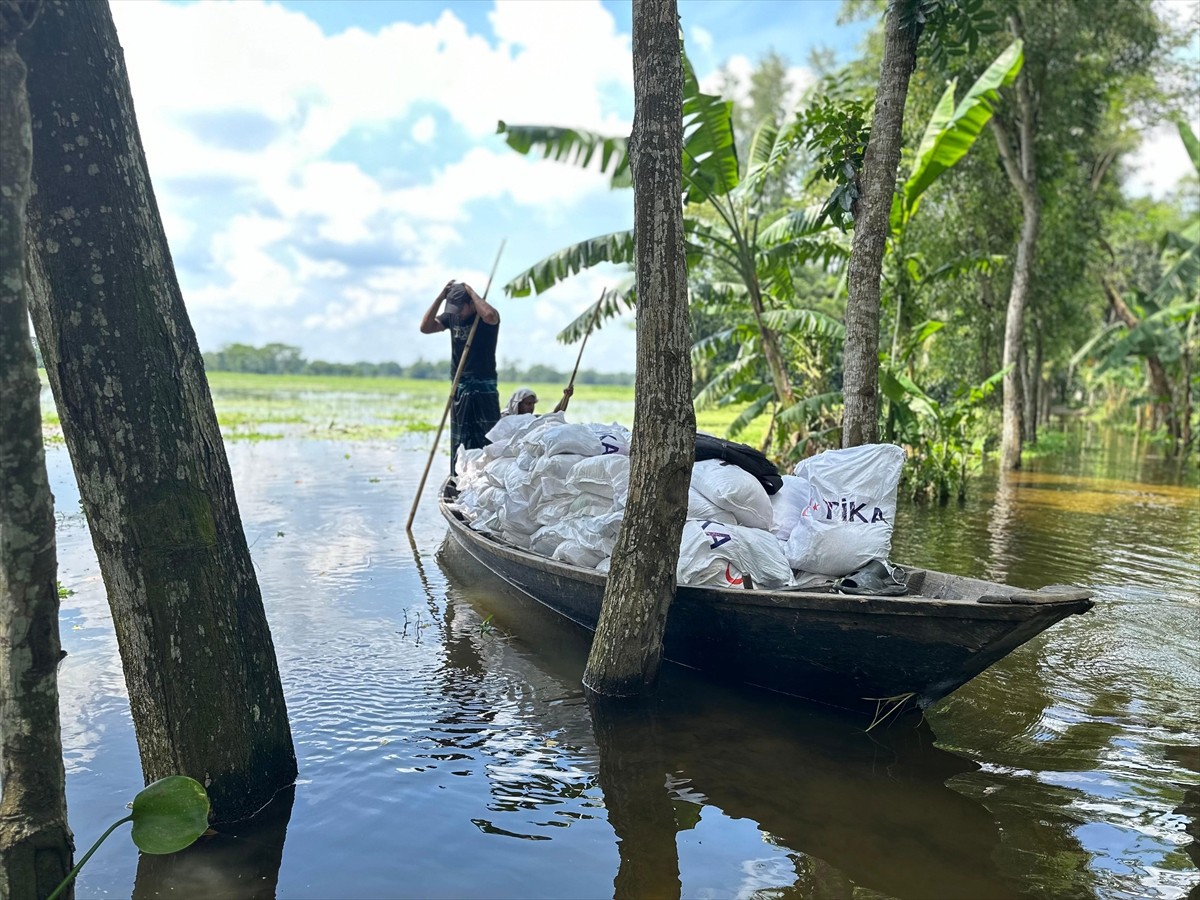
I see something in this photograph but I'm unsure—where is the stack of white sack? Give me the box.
[454,427,902,590]
[775,443,905,579]
[451,414,632,561]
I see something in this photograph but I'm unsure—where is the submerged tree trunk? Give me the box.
[0,3,76,895]
[991,13,1038,471]
[841,0,922,448]
[584,0,693,697]
[20,0,295,821]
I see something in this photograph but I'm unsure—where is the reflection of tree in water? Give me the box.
[436,538,1027,899]
[133,786,295,900]
[410,542,603,841]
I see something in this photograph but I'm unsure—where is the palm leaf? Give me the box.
[759,308,846,341]
[1150,240,1200,305]
[693,351,762,410]
[496,122,630,187]
[691,323,759,363]
[555,283,637,344]
[504,231,635,297]
[775,392,842,426]
[681,54,740,205]
[738,118,803,198]
[1069,321,1125,370]
[1179,118,1200,177]
[727,391,775,438]
[757,205,831,247]
[893,39,1024,229]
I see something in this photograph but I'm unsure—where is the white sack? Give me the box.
[567,455,630,502]
[552,540,606,569]
[532,453,585,482]
[454,447,488,490]
[501,413,566,457]
[485,412,537,445]
[769,474,810,538]
[589,423,632,456]
[784,443,905,577]
[688,487,733,523]
[677,519,793,589]
[524,423,603,459]
[689,460,773,531]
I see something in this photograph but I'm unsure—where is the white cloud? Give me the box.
[1125,117,1200,198]
[105,0,638,368]
[699,54,815,116]
[411,114,437,144]
[691,25,714,53]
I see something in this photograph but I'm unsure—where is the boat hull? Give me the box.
[439,489,1093,716]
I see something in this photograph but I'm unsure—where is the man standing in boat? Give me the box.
[420,280,501,473]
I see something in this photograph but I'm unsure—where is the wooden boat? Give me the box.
[438,481,1094,717]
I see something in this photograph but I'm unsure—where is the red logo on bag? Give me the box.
[723,564,743,586]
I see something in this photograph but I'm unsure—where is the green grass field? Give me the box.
[39,370,769,446]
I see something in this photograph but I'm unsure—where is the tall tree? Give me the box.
[583,0,694,696]
[841,0,923,447]
[988,10,1036,470]
[0,1,75,896]
[19,0,296,821]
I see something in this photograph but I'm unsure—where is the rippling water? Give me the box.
[48,424,1198,899]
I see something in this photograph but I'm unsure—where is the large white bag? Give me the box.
[769,474,808,538]
[784,444,905,576]
[676,519,793,589]
[567,455,630,502]
[689,460,773,531]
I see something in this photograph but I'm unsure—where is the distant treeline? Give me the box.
[201,342,635,386]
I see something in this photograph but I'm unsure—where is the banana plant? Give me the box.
[880,321,1008,502]
[891,39,1024,231]
[1072,120,1200,453]
[497,51,845,446]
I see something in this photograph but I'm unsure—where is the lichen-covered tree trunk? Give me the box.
[992,13,1039,472]
[997,176,1037,471]
[841,1,921,448]
[19,0,295,821]
[0,3,76,894]
[583,0,693,697]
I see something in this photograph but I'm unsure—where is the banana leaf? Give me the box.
[505,230,635,297]
[496,121,629,187]
[892,40,1024,230]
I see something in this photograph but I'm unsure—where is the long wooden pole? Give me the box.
[559,289,607,413]
[406,240,505,533]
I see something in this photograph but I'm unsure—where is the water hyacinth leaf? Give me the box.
[130,776,211,855]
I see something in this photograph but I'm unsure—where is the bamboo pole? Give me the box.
[559,289,607,413]
[406,240,505,533]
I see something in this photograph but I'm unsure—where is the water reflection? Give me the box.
[438,539,1018,900]
[48,431,1199,898]
[133,787,294,899]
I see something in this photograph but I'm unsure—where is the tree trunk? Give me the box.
[991,14,1038,472]
[998,199,1035,469]
[1025,325,1042,445]
[0,3,76,895]
[583,0,693,697]
[841,0,921,448]
[19,0,296,821]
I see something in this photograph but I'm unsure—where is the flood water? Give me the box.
[48,419,1198,899]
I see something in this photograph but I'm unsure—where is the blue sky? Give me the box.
[107,0,1194,373]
